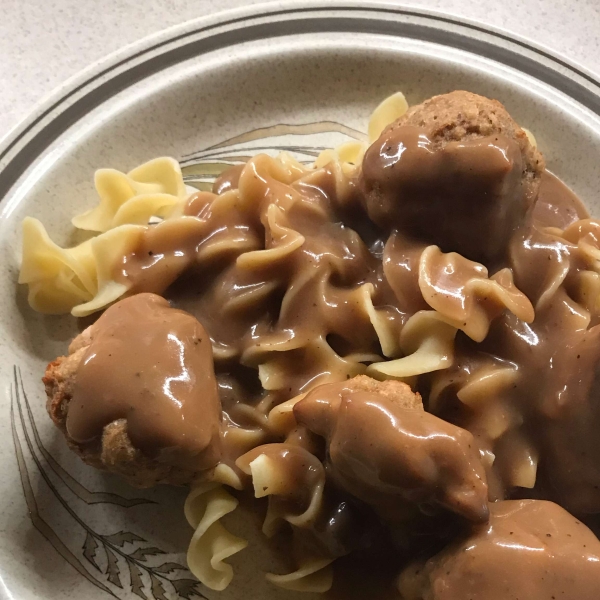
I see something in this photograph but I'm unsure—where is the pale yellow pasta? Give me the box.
[226,422,268,456]
[240,448,332,592]
[521,127,537,148]
[334,140,367,164]
[236,204,305,269]
[457,366,519,407]
[19,217,144,315]
[244,333,307,368]
[246,455,284,502]
[238,154,307,209]
[184,483,248,591]
[368,311,457,378]
[19,96,410,322]
[267,393,308,435]
[257,362,291,392]
[205,463,245,491]
[474,399,523,442]
[560,219,600,314]
[430,361,521,427]
[194,189,262,263]
[359,283,400,358]
[72,157,188,232]
[247,453,324,534]
[314,141,366,170]
[312,91,407,205]
[430,359,538,490]
[574,270,600,314]
[20,91,562,594]
[519,220,600,314]
[222,281,280,315]
[536,256,570,310]
[563,219,600,261]
[276,151,312,176]
[313,151,360,206]
[495,429,539,489]
[418,245,534,342]
[367,91,409,142]
[265,559,333,593]
[257,337,367,392]
[243,268,384,381]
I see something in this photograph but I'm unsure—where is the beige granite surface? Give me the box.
[0,0,599,140]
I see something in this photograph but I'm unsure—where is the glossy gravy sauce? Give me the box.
[69,293,222,469]
[361,126,530,265]
[75,123,600,596]
[398,500,600,600]
[295,383,489,523]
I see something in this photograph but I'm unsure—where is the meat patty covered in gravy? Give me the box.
[294,375,489,523]
[44,293,222,488]
[398,500,600,600]
[361,91,545,265]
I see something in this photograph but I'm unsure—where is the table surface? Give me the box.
[1,0,599,140]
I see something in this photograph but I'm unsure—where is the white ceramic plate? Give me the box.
[2,2,600,599]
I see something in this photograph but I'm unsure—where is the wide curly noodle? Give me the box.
[430,357,537,496]
[265,556,333,594]
[184,483,248,591]
[367,91,409,142]
[19,218,144,315]
[418,245,534,342]
[72,157,188,231]
[367,310,457,379]
[237,444,333,592]
[559,219,600,315]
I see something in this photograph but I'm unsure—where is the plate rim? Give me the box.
[1,0,599,199]
[3,3,600,599]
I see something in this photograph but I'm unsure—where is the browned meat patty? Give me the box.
[361,90,545,264]
[338,374,423,409]
[397,500,600,600]
[44,293,222,488]
[294,376,489,523]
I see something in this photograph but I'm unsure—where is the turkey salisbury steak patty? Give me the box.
[44,293,222,488]
[398,500,600,600]
[361,91,545,264]
[294,376,489,524]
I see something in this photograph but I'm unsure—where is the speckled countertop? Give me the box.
[1,0,598,139]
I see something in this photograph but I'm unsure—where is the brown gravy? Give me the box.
[109,152,600,505]
[533,170,589,228]
[295,382,489,524]
[361,126,528,265]
[69,293,222,469]
[398,500,600,600]
[75,127,600,592]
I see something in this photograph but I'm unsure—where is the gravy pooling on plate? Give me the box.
[28,90,600,598]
